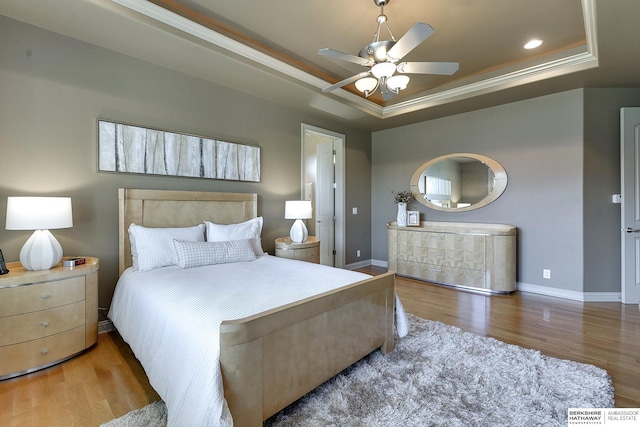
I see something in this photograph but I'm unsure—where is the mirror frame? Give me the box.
[410,152,507,212]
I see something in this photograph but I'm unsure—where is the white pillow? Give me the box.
[173,239,257,269]
[129,223,206,271]
[205,217,265,255]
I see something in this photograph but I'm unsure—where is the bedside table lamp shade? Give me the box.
[285,200,312,243]
[5,197,73,271]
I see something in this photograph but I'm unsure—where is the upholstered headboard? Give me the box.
[118,188,258,275]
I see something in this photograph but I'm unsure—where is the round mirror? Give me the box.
[410,153,507,212]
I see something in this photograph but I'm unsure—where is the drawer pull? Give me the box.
[41,321,49,327]
[429,252,443,257]
[41,349,49,355]
[41,294,50,299]
[428,268,442,273]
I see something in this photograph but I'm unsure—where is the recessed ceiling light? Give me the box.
[524,39,543,49]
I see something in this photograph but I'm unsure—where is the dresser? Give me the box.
[275,236,320,264]
[0,257,99,379]
[388,222,516,293]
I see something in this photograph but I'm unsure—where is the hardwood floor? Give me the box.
[2,270,639,426]
[0,328,160,427]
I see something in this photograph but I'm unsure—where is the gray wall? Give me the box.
[373,88,640,294]
[583,88,640,292]
[0,17,372,310]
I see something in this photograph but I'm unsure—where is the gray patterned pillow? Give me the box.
[129,223,206,271]
[173,239,257,269]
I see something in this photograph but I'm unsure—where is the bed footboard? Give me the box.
[219,271,395,426]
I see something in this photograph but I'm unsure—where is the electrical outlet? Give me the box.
[543,269,551,279]
[352,207,358,214]
[356,250,361,257]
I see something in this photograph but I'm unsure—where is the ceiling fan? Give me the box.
[319,0,459,100]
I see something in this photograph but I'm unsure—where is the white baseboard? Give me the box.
[345,259,374,270]
[98,319,115,334]
[371,259,388,268]
[517,282,621,302]
[345,259,390,270]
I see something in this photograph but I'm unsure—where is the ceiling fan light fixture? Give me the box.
[355,77,379,96]
[371,62,397,79]
[387,74,410,91]
[318,0,458,100]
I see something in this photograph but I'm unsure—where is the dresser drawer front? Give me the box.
[0,301,85,346]
[397,260,486,288]
[0,277,85,316]
[398,247,485,270]
[0,326,86,377]
[399,231,485,252]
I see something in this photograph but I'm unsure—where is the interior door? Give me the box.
[620,107,640,304]
[316,140,335,266]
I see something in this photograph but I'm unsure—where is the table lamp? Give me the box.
[285,200,312,243]
[5,196,73,270]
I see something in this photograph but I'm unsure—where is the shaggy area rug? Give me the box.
[101,315,613,427]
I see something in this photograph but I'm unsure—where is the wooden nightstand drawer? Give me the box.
[0,326,86,377]
[0,301,85,346]
[0,257,99,379]
[0,276,85,317]
[275,237,320,264]
[296,248,318,263]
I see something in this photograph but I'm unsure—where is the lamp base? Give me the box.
[20,229,63,270]
[289,219,309,243]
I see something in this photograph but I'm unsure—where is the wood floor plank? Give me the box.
[1,268,638,426]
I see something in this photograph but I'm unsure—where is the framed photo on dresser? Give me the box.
[407,211,420,226]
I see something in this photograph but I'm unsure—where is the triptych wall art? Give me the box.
[98,120,261,182]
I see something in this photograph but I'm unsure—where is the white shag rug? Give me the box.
[101,314,613,427]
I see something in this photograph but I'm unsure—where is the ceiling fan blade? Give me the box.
[318,48,373,67]
[323,71,371,92]
[386,23,435,61]
[397,61,459,75]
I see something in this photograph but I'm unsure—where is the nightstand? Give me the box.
[275,237,320,264]
[0,257,99,379]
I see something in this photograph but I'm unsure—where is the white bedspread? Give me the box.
[108,255,407,427]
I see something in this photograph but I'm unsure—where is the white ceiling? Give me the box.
[2,0,639,131]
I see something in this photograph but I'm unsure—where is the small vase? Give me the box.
[397,202,407,227]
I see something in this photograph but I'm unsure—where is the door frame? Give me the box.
[301,123,345,268]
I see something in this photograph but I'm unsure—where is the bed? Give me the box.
[109,188,400,426]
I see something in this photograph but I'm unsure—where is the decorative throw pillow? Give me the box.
[129,223,206,271]
[205,217,265,255]
[173,239,257,268]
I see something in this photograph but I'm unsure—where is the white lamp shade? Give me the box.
[355,77,378,93]
[387,74,410,91]
[371,62,397,79]
[5,197,73,271]
[6,197,73,230]
[284,200,312,219]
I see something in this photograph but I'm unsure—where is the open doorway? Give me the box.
[301,124,345,268]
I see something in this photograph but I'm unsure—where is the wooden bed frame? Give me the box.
[118,188,396,426]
